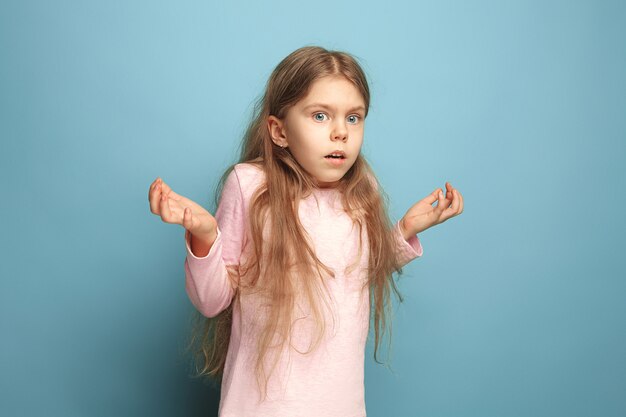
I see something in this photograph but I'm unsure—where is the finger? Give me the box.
[149,181,162,214]
[456,189,464,213]
[157,180,185,203]
[148,177,159,202]
[445,182,454,201]
[422,188,441,206]
[447,188,460,214]
[435,189,447,212]
[438,187,453,211]
[160,192,173,223]
[159,179,174,196]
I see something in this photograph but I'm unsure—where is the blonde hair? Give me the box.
[186,45,407,400]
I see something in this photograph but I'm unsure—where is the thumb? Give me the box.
[182,207,194,231]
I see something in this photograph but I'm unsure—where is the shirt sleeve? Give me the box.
[366,172,424,268]
[183,167,246,318]
[393,219,424,268]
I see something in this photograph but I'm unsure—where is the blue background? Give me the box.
[1,1,625,416]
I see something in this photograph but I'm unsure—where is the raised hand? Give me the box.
[399,182,464,238]
[148,177,217,243]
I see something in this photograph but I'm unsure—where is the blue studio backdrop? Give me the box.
[1,1,625,416]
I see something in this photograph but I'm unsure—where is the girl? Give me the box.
[148,45,463,417]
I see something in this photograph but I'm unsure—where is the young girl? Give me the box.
[148,45,463,417]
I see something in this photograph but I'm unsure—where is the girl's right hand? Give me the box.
[148,177,217,243]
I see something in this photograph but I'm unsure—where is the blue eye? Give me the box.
[313,112,328,122]
[347,115,360,124]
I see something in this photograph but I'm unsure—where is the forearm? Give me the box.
[394,219,424,268]
[189,230,217,257]
[398,217,413,241]
[184,229,235,318]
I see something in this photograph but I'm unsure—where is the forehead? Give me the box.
[297,76,365,109]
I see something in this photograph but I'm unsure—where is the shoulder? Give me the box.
[227,162,266,199]
[233,161,264,178]
[232,162,265,186]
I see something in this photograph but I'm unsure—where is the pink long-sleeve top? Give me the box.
[184,163,423,417]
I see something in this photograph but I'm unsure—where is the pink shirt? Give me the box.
[184,163,423,417]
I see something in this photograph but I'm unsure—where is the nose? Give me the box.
[331,121,348,142]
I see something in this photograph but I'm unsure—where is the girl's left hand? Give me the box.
[399,182,464,238]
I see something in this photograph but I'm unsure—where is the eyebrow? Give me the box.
[303,103,366,113]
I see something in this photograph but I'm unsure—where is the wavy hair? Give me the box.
[186,45,407,400]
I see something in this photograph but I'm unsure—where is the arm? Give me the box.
[184,168,246,318]
[189,229,217,257]
[364,171,424,268]
[396,182,464,268]
[394,219,424,268]
[184,229,235,318]
[400,182,464,237]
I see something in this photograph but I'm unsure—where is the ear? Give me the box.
[267,115,288,148]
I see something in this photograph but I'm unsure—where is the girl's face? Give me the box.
[268,76,366,188]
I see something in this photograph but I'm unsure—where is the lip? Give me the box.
[324,152,347,167]
[325,150,346,158]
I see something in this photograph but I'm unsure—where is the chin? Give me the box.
[320,173,344,182]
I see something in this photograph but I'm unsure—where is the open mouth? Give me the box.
[325,151,346,159]
[325,151,347,166]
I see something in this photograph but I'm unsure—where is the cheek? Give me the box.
[351,133,364,149]
[296,130,324,152]
[288,123,317,147]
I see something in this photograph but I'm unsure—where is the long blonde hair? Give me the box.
[186,45,408,400]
